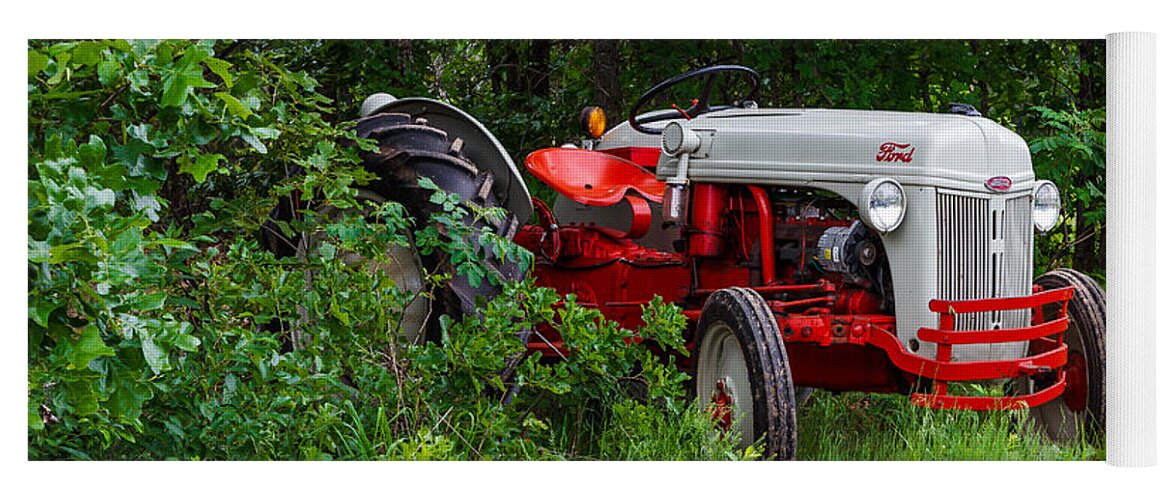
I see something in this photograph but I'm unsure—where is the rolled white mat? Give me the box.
[1106,31,1156,467]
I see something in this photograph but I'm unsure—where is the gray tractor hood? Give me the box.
[602,107,1035,195]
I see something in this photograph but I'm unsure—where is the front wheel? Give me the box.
[1024,268,1106,443]
[693,287,798,460]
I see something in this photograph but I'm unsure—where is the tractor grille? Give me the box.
[936,190,1034,332]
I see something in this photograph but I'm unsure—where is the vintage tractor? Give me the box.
[279,65,1106,460]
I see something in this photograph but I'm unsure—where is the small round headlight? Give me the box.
[1033,181,1061,232]
[661,122,701,156]
[861,179,906,233]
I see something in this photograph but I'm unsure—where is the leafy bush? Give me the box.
[28,39,741,460]
[1028,106,1106,280]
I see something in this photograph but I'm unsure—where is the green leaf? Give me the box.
[108,376,153,422]
[70,324,116,370]
[28,296,59,328]
[110,225,143,256]
[142,334,168,374]
[146,238,197,251]
[330,299,351,326]
[161,72,191,108]
[215,92,251,119]
[171,332,201,352]
[65,380,100,416]
[131,191,162,222]
[73,41,105,67]
[83,186,116,212]
[28,402,43,430]
[250,127,280,140]
[177,42,213,67]
[132,292,167,311]
[204,57,233,87]
[318,241,337,260]
[28,50,48,77]
[160,66,213,109]
[97,58,121,86]
[241,134,267,154]
[28,239,51,263]
[179,153,226,183]
[50,242,95,264]
[78,135,107,168]
[127,69,150,91]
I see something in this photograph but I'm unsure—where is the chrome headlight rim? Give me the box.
[860,178,907,233]
[1032,180,1061,232]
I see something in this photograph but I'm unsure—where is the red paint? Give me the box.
[597,146,662,168]
[525,148,665,206]
[692,282,835,297]
[985,176,1013,192]
[585,195,653,240]
[746,186,776,285]
[710,380,734,429]
[689,184,728,257]
[1063,350,1088,411]
[876,141,916,163]
[926,287,1074,314]
[912,373,1066,410]
[786,344,905,393]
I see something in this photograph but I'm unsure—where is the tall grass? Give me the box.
[796,389,1104,461]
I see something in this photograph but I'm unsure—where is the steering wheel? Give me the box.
[627,65,760,135]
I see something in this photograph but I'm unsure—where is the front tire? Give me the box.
[694,287,798,460]
[1025,268,1106,443]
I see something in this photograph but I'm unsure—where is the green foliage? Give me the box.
[28,39,736,460]
[28,39,381,457]
[1029,106,1106,278]
[797,389,1102,461]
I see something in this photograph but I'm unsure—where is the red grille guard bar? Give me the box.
[870,286,1076,410]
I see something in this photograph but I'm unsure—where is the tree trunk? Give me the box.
[528,40,552,97]
[591,40,622,113]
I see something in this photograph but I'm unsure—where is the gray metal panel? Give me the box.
[936,189,1032,363]
[653,108,1037,195]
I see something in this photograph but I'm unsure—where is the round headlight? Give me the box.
[1033,181,1061,232]
[661,122,701,156]
[861,179,906,233]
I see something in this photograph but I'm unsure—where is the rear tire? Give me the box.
[356,112,524,342]
[1024,268,1106,443]
[294,189,431,346]
[693,287,798,460]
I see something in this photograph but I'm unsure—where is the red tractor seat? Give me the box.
[524,148,666,207]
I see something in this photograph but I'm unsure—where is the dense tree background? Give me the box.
[27,39,1104,460]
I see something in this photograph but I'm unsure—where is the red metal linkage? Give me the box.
[911,372,1067,410]
[692,281,835,297]
[746,186,776,285]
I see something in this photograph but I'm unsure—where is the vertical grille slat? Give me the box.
[936,190,1032,332]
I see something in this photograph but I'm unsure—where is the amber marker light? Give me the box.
[579,106,607,139]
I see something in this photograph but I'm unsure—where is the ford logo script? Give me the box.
[876,142,915,163]
[985,176,1012,192]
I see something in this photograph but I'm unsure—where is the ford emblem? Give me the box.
[985,176,1012,192]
